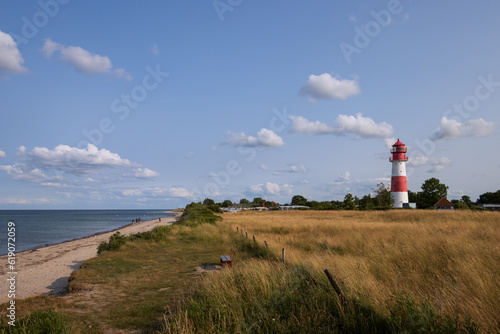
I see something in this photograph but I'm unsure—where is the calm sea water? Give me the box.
[0,210,175,255]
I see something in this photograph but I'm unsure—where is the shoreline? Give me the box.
[0,212,180,303]
[6,210,179,257]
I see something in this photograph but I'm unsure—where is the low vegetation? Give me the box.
[1,208,497,333]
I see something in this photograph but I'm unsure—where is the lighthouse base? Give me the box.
[391,192,408,208]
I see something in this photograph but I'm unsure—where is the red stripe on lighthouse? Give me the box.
[391,176,407,192]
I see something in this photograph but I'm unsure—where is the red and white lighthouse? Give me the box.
[389,139,409,208]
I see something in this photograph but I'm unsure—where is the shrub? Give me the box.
[177,202,222,226]
[97,232,127,254]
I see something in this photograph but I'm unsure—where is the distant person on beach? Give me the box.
[159,218,161,222]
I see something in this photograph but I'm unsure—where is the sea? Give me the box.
[0,210,175,255]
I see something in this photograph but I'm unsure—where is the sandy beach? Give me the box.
[0,214,178,304]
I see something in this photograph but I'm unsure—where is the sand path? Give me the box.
[0,215,177,303]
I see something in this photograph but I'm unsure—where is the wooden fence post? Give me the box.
[264,240,268,248]
[282,248,286,263]
[245,232,248,239]
[324,269,348,307]
[236,226,239,232]
[253,235,256,243]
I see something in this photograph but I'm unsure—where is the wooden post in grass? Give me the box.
[236,226,238,232]
[324,269,348,307]
[264,240,268,248]
[246,232,248,239]
[282,248,286,263]
[253,235,256,243]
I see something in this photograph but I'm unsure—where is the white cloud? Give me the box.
[299,73,360,101]
[431,117,497,141]
[336,113,393,137]
[290,116,335,134]
[132,168,160,178]
[384,137,397,149]
[225,128,284,147]
[275,164,307,175]
[427,157,451,173]
[259,164,268,171]
[0,150,5,158]
[249,182,293,196]
[121,189,144,197]
[1,144,159,184]
[249,184,263,193]
[336,171,351,182]
[0,30,27,74]
[0,165,63,183]
[41,39,131,81]
[0,198,50,205]
[407,155,451,172]
[168,187,195,199]
[24,144,134,175]
[291,113,393,138]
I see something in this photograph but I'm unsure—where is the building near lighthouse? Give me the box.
[389,139,409,208]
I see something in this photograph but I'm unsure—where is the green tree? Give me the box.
[203,198,215,206]
[460,195,474,207]
[253,197,265,207]
[343,193,356,210]
[239,198,250,204]
[419,178,449,209]
[221,200,233,208]
[476,190,500,204]
[291,195,308,206]
[374,182,393,208]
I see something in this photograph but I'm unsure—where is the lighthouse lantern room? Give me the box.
[389,139,409,208]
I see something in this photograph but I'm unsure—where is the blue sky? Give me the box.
[0,0,499,209]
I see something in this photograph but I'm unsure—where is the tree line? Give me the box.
[199,178,499,211]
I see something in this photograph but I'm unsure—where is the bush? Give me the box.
[0,309,69,334]
[177,202,222,226]
[97,232,127,254]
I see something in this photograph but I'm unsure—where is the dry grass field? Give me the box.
[221,210,500,332]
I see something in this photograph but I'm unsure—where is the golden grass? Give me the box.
[223,210,500,331]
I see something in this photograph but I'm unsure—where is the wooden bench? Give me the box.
[220,248,236,267]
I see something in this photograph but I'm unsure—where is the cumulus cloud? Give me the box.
[299,73,360,101]
[132,168,160,179]
[23,144,135,175]
[0,150,5,158]
[336,114,393,137]
[249,182,293,196]
[1,144,159,185]
[0,164,63,183]
[407,155,451,172]
[291,113,393,138]
[427,157,451,173]
[225,128,284,147]
[168,187,195,199]
[431,117,496,141]
[0,30,27,74]
[290,116,335,134]
[41,39,132,81]
[336,171,351,182]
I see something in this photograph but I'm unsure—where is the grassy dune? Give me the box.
[1,210,498,333]
[217,210,499,332]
